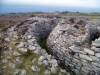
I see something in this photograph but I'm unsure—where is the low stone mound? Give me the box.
[47,21,100,75]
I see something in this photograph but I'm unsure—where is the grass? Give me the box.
[0,24,12,33]
[38,36,48,50]
[60,12,100,17]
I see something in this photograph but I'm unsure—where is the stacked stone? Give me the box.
[47,21,100,75]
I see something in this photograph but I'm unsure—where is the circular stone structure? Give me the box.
[47,21,100,75]
[7,16,100,75]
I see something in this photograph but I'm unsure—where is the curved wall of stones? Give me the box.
[47,22,100,75]
[7,17,63,74]
[23,17,60,40]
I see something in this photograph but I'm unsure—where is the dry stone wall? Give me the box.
[47,21,100,75]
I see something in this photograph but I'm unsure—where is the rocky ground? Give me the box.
[0,36,68,75]
[0,12,100,75]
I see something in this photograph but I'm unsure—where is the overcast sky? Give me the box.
[1,0,100,8]
[0,0,100,13]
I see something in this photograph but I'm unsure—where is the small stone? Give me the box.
[28,35,32,39]
[27,39,36,44]
[49,59,58,67]
[9,47,12,50]
[69,46,80,52]
[17,42,24,48]
[44,70,51,75]
[3,46,8,50]
[21,69,27,75]
[19,48,27,53]
[84,48,94,55]
[4,38,10,42]
[60,69,66,73]
[95,53,100,57]
[31,66,40,72]
[15,57,23,63]
[40,49,47,55]
[66,72,70,75]
[38,60,43,65]
[43,60,50,67]
[13,51,21,56]
[13,69,20,75]
[34,50,40,54]
[29,45,35,50]
[50,67,57,74]
[9,63,15,69]
[39,56,46,62]
[92,41,100,47]
[46,55,51,60]
[13,35,18,39]
[2,59,8,63]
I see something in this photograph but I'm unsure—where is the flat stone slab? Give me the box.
[95,53,100,57]
[69,46,80,52]
[84,48,94,55]
[92,41,100,47]
[79,54,93,61]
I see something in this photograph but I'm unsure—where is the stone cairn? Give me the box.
[7,16,100,75]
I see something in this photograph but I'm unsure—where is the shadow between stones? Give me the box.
[38,36,52,54]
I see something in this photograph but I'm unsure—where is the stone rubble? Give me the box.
[31,66,40,72]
